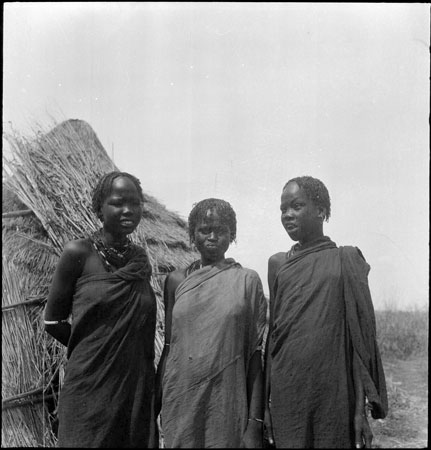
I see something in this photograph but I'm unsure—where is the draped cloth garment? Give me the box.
[161,259,267,448]
[269,237,387,449]
[57,244,158,448]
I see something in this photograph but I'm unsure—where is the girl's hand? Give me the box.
[263,408,275,448]
[354,412,373,448]
[241,419,263,448]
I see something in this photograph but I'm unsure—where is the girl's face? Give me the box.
[100,176,143,242]
[192,209,231,265]
[280,181,324,245]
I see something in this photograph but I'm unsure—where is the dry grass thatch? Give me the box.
[2,257,60,447]
[2,118,198,447]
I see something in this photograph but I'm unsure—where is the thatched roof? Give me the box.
[2,119,197,447]
[3,119,195,271]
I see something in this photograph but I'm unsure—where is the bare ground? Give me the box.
[370,357,428,448]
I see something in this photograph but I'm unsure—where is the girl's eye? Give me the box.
[197,226,229,235]
[216,226,229,234]
[109,199,141,207]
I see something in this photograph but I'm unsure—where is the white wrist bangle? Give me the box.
[44,319,68,325]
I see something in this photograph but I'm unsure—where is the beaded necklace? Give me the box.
[185,259,203,276]
[286,244,300,260]
[91,230,134,272]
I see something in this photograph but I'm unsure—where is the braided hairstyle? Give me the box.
[283,176,331,221]
[92,171,144,221]
[188,198,237,243]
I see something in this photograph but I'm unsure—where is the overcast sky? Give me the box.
[3,2,429,309]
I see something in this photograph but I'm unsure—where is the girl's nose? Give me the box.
[282,211,294,223]
[123,205,133,215]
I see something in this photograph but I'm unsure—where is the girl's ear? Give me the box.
[317,207,326,221]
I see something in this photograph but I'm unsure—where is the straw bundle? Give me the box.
[2,119,197,447]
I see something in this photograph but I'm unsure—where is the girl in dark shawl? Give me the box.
[44,171,158,448]
[264,176,387,449]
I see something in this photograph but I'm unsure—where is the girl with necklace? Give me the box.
[264,176,387,448]
[44,171,158,448]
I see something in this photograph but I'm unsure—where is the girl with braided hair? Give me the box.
[156,198,267,448]
[44,171,158,447]
[264,176,387,449]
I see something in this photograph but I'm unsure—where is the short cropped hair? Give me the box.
[284,176,331,221]
[188,198,237,242]
[92,171,144,219]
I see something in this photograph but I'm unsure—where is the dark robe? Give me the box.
[161,259,267,448]
[57,245,158,448]
[268,237,387,448]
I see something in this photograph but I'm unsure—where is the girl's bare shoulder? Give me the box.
[165,268,188,288]
[268,252,287,267]
[62,238,93,258]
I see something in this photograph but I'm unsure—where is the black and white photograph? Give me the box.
[2,3,429,448]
